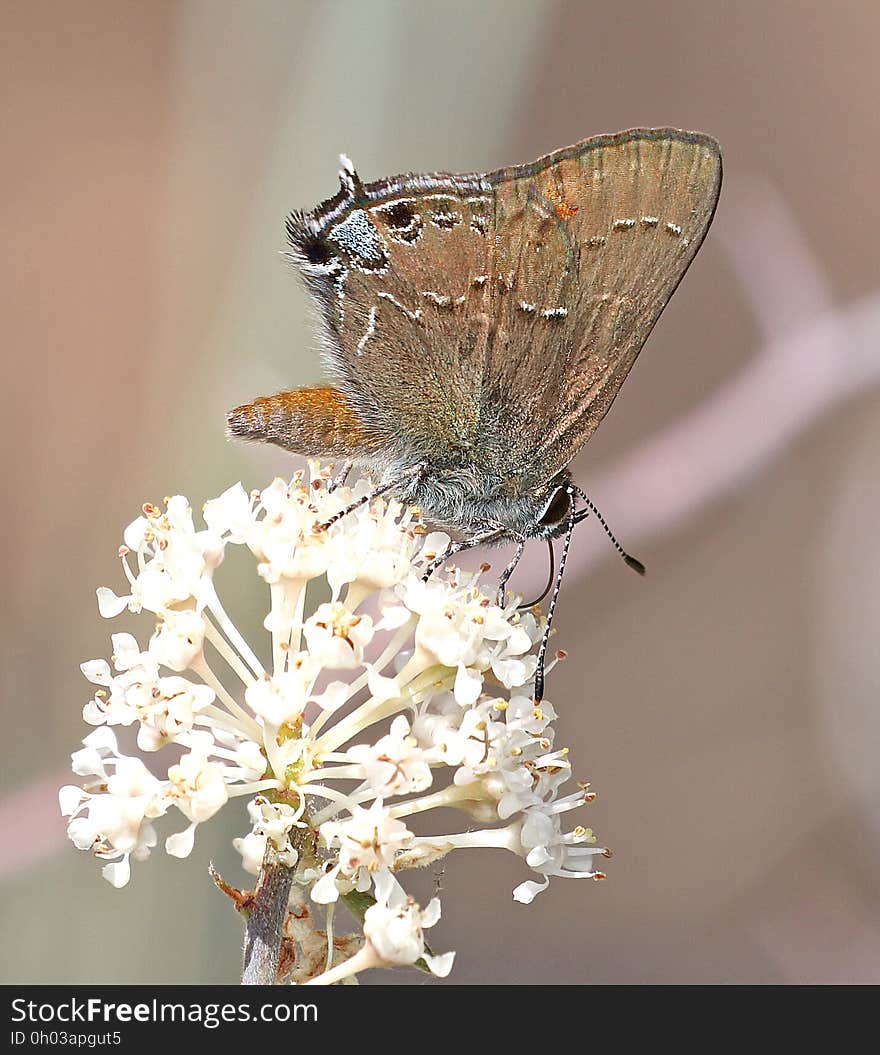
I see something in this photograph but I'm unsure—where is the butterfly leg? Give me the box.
[328,461,353,492]
[319,464,424,531]
[421,528,505,582]
[495,537,526,607]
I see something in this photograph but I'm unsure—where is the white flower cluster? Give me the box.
[61,463,608,983]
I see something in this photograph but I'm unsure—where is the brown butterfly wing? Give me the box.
[285,162,496,460]
[483,128,721,483]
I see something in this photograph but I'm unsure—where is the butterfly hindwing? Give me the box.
[285,161,495,460]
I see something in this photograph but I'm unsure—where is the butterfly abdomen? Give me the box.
[226,386,383,459]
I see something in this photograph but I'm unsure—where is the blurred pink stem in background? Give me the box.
[6,179,880,877]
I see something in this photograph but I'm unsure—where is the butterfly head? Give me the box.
[533,479,575,539]
[395,464,574,542]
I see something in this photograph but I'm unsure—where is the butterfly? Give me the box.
[228,127,722,699]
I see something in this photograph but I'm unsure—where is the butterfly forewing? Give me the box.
[484,129,721,481]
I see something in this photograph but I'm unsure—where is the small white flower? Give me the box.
[245,664,313,727]
[233,796,301,875]
[148,609,206,671]
[325,496,423,597]
[61,731,168,887]
[318,799,413,901]
[249,477,330,583]
[99,498,224,618]
[167,746,229,826]
[405,575,525,682]
[363,897,454,977]
[80,641,215,750]
[202,482,255,542]
[234,831,271,876]
[346,715,433,796]
[135,676,215,752]
[303,601,374,669]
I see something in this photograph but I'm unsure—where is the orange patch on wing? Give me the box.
[546,182,578,220]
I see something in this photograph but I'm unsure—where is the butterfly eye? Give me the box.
[292,231,333,267]
[537,486,571,527]
[384,201,415,228]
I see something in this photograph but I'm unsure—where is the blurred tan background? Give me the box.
[4,0,880,984]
